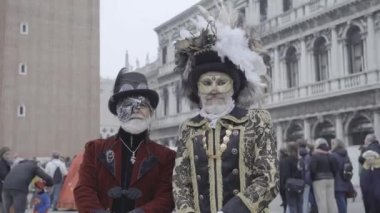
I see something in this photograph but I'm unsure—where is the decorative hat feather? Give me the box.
[174,0,267,107]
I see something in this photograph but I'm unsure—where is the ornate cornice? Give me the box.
[305,28,332,52]
[260,0,376,46]
[336,16,368,41]
[278,40,301,61]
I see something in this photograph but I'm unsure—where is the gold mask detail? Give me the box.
[197,72,233,95]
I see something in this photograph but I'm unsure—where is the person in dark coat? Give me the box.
[359,134,380,213]
[74,70,176,213]
[0,147,12,213]
[331,138,352,213]
[2,159,53,213]
[282,142,303,213]
[298,139,312,213]
[279,148,289,213]
[310,138,338,213]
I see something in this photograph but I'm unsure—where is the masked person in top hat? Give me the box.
[74,69,176,213]
[172,4,278,213]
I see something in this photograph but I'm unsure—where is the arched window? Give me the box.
[347,26,364,74]
[260,0,268,21]
[17,105,26,117]
[263,54,272,79]
[263,54,272,92]
[283,0,292,12]
[314,37,329,81]
[348,115,373,146]
[19,63,27,75]
[285,47,299,88]
[162,46,167,65]
[163,88,169,116]
[314,120,335,146]
[286,122,303,142]
[175,83,182,114]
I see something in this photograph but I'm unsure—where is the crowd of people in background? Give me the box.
[0,147,70,213]
[1,132,380,213]
[279,133,380,213]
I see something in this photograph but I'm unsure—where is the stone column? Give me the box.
[330,26,339,78]
[300,38,307,85]
[367,15,376,71]
[374,110,380,140]
[168,83,177,115]
[280,58,287,89]
[304,119,311,141]
[273,47,280,91]
[181,97,190,113]
[339,37,348,76]
[335,114,344,143]
[276,123,284,150]
[157,89,164,118]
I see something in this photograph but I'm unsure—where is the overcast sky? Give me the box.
[100,0,199,79]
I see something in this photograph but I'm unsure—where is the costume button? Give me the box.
[194,155,199,161]
[233,130,239,136]
[231,148,238,155]
[197,175,201,180]
[232,169,239,175]
[199,194,204,200]
[233,189,239,195]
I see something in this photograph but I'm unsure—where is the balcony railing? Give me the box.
[257,0,358,36]
[158,62,175,77]
[265,69,380,106]
[151,110,197,129]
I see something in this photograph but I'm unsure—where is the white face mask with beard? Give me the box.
[116,96,153,134]
[198,72,235,115]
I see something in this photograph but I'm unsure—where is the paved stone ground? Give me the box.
[268,193,364,213]
[26,186,365,213]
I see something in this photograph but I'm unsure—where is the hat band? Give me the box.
[119,83,148,93]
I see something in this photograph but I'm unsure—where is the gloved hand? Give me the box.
[107,186,124,198]
[128,208,144,213]
[91,209,108,213]
[125,187,142,200]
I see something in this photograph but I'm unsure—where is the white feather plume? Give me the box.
[179,29,192,39]
[179,2,268,106]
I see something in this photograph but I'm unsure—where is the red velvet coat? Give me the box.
[74,136,176,213]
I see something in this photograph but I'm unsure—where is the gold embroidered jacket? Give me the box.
[173,107,279,213]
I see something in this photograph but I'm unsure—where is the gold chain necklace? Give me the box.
[200,124,233,159]
[120,137,143,164]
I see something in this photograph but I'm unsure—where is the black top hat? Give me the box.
[108,68,159,115]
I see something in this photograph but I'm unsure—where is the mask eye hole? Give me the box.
[200,79,212,86]
[217,79,228,86]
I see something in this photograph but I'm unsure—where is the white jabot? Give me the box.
[200,99,235,128]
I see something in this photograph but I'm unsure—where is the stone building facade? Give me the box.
[0,0,100,157]
[137,0,380,184]
[137,0,380,153]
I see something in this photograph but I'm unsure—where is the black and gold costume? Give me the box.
[173,107,279,213]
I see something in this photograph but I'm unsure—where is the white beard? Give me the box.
[120,118,151,134]
[203,104,229,114]
[199,92,234,115]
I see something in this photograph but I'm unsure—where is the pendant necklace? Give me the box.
[120,137,143,164]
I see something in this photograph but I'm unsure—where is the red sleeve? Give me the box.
[140,149,176,213]
[74,141,106,212]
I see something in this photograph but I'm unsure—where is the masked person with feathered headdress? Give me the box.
[172,2,279,213]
